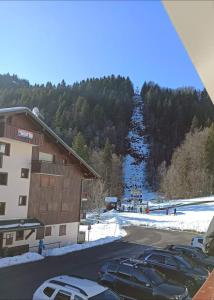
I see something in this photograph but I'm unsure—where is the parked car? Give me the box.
[191,236,204,251]
[165,244,214,271]
[98,258,190,300]
[139,249,209,296]
[33,275,121,300]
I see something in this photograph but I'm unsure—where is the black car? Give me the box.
[139,249,209,296]
[165,244,214,271]
[98,258,190,300]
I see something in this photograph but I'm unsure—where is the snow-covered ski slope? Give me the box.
[123,95,155,200]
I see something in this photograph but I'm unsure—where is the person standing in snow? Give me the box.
[166,208,169,215]
[38,239,45,255]
[174,207,177,216]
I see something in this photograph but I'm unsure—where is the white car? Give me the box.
[33,275,121,300]
[191,236,204,250]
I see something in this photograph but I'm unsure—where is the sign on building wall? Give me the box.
[17,129,33,140]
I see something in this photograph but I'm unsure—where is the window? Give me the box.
[39,152,54,162]
[0,173,8,185]
[0,202,6,215]
[165,256,177,267]
[16,230,24,241]
[18,196,27,206]
[0,142,10,156]
[36,227,45,240]
[117,265,132,280]
[107,263,118,274]
[45,226,52,236]
[5,233,13,245]
[21,168,29,178]
[54,291,71,300]
[132,269,149,285]
[43,287,55,298]
[148,254,165,264]
[59,225,66,236]
[0,155,3,168]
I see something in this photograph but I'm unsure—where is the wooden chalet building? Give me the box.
[0,107,99,256]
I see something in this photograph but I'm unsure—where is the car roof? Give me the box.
[47,275,107,297]
[105,258,158,273]
[144,249,174,255]
[110,257,150,268]
[168,245,199,252]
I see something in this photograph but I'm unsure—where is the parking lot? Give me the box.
[0,227,195,300]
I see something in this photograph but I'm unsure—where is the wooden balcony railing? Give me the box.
[31,160,66,175]
[0,122,43,146]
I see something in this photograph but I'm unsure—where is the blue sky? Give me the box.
[0,1,203,90]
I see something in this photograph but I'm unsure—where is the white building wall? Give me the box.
[0,138,33,220]
[2,222,79,251]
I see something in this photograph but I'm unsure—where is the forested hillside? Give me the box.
[141,82,214,191]
[0,74,134,155]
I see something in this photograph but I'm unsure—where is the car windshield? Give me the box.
[89,289,120,300]
[144,269,165,286]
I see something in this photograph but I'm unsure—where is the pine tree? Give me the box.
[103,139,112,194]
[205,124,214,175]
[72,132,89,162]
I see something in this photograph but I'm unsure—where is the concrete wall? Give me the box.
[0,138,33,220]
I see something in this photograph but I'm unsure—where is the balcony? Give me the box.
[31,160,65,175]
[0,123,43,146]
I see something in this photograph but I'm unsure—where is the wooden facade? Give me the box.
[0,120,43,146]
[28,168,82,225]
[0,110,97,227]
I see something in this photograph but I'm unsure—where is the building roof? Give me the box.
[0,218,44,232]
[163,1,214,103]
[0,107,100,179]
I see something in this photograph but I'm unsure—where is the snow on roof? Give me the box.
[0,223,41,230]
[0,106,100,179]
[49,275,107,297]
[0,218,43,232]
[0,107,28,114]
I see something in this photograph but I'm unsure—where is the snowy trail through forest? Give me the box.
[123,95,155,200]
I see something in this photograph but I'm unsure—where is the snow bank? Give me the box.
[46,220,126,256]
[0,252,44,269]
[80,220,126,242]
[45,236,122,256]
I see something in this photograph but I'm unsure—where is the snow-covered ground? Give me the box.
[79,221,126,242]
[0,252,44,269]
[99,199,214,233]
[45,236,121,257]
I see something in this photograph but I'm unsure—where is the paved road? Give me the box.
[0,227,196,300]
